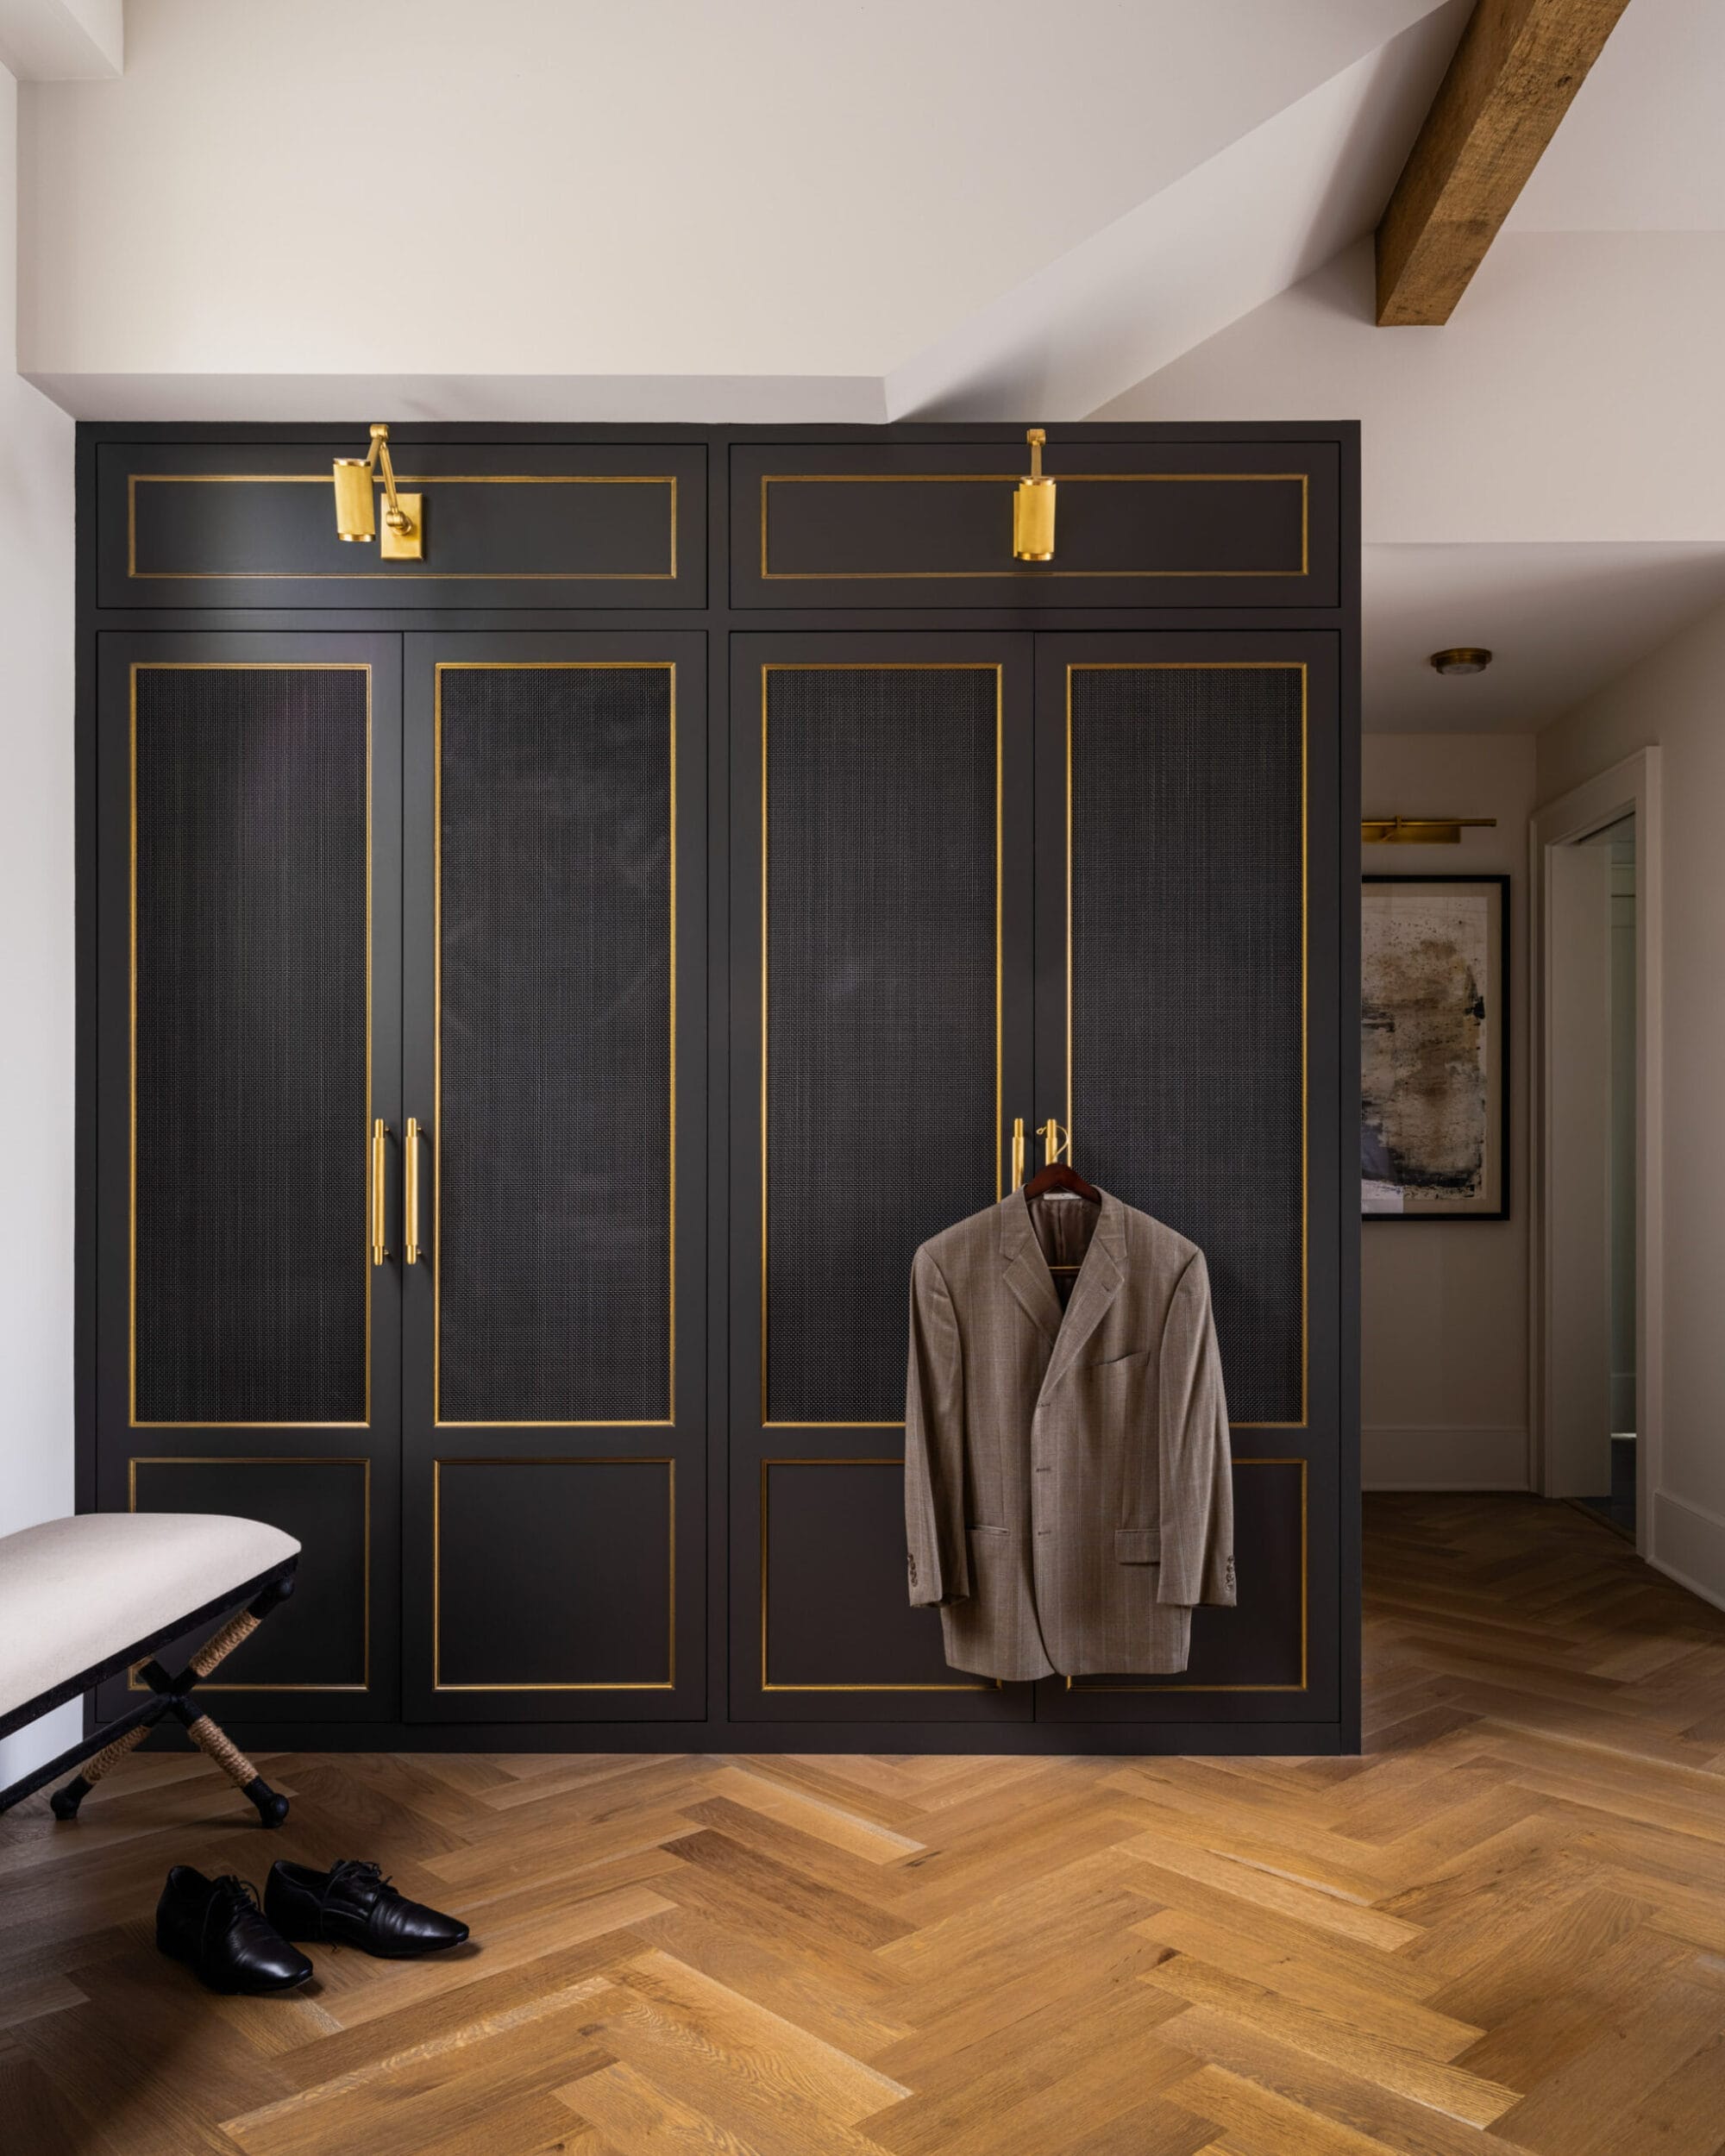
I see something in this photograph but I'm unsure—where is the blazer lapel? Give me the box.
[998,1193,1063,1345]
[1038,1191,1126,1398]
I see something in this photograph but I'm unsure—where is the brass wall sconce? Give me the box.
[1013,427,1056,561]
[1361,815,1498,844]
[332,423,423,560]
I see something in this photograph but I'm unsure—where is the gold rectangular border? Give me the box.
[1065,1457,1308,1694]
[431,661,676,1428]
[1066,661,1308,1431]
[760,472,1309,581]
[128,473,678,580]
[759,662,1004,1431]
[432,1456,675,1690]
[127,1454,372,1692]
[129,662,373,1431]
[759,1459,994,1693]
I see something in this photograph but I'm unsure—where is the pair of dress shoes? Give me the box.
[156,1858,470,1995]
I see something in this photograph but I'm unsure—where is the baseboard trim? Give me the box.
[1650,1489,1725,1615]
[1363,1425,1531,1492]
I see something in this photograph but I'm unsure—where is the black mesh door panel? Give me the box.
[1068,665,1305,1425]
[764,667,997,1425]
[436,664,673,1426]
[131,665,370,1426]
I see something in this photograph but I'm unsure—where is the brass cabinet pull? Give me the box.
[371,1118,389,1265]
[405,1117,426,1265]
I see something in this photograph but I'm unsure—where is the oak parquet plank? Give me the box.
[1138,1955,1519,2126]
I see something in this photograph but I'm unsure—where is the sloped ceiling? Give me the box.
[16,0,1725,730]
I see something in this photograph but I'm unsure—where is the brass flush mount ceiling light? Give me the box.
[1013,427,1056,561]
[332,423,423,560]
[1429,647,1492,675]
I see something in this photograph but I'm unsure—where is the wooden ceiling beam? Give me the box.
[1376,0,1633,326]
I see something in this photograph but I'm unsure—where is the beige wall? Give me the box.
[1539,596,1725,1608]
[1361,734,1535,1489]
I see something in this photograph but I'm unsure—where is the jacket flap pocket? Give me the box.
[1115,1528,1159,1564]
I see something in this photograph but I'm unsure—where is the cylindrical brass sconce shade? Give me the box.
[332,459,376,542]
[1013,428,1056,561]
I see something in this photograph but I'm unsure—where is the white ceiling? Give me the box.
[10,0,1725,735]
[1363,543,1725,734]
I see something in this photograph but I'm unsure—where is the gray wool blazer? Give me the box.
[904,1188,1236,1682]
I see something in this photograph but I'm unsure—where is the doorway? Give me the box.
[1534,753,1661,1557]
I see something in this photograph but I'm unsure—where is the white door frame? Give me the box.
[1529,749,1661,1550]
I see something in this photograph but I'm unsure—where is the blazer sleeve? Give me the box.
[904,1248,969,1609]
[1156,1251,1237,1608]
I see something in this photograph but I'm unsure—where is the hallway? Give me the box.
[3,1494,1724,2156]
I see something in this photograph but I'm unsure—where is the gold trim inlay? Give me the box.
[1065,1457,1309,1693]
[759,663,1004,1431]
[127,1454,372,1692]
[129,663,373,1431]
[433,661,676,1428]
[760,1459,994,1693]
[1065,662,1308,1431]
[432,1456,675,1690]
[127,473,679,580]
[759,472,1310,581]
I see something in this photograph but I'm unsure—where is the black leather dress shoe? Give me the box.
[155,1867,313,1995]
[265,1858,470,1959]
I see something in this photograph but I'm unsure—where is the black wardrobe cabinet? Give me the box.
[77,423,1360,1756]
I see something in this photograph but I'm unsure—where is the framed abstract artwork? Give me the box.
[1361,874,1509,1221]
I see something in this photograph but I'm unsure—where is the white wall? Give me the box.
[1361,734,1535,1490]
[0,57,78,1784]
[1539,598,1725,1608]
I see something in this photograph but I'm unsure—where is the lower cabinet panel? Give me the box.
[433,1457,674,1692]
[102,1452,386,1723]
[738,1457,1032,1721]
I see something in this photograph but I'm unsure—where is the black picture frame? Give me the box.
[1361,873,1510,1223]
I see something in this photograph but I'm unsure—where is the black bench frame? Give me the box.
[0,1557,298,1826]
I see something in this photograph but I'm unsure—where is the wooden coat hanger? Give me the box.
[1020,1120,1100,1272]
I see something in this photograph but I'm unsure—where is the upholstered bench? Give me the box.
[0,1514,299,1827]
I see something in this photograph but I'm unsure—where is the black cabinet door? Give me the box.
[399,635,707,1720]
[1029,634,1343,1726]
[728,634,1037,1720]
[94,634,403,1724]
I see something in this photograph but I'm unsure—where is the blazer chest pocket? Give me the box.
[1085,1345,1152,1373]
[1115,1528,1159,1565]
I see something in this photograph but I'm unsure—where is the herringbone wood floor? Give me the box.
[4,1495,1725,2156]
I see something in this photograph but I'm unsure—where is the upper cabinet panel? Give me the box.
[731,440,1338,608]
[98,443,706,608]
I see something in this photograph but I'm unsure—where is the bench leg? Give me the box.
[178,1708,289,1827]
[49,1718,157,1821]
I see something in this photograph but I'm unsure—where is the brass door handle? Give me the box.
[371,1119,390,1265]
[405,1117,427,1265]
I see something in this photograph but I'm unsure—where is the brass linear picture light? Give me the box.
[1013,427,1056,561]
[332,423,424,560]
[1361,816,1497,844]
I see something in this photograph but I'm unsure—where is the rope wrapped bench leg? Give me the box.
[187,1608,262,1679]
[179,1712,286,1825]
[48,1718,154,1821]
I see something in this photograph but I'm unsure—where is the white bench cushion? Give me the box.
[0,1514,300,1721]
